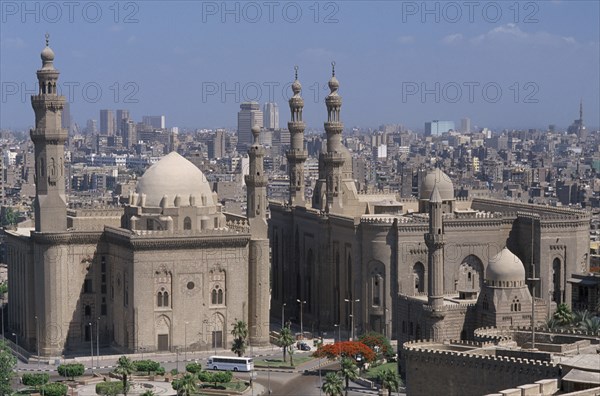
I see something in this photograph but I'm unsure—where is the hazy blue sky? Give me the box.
[1,0,598,131]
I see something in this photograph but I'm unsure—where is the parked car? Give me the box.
[297,341,311,351]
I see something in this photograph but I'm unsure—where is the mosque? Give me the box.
[4,39,270,357]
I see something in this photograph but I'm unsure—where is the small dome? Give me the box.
[136,152,215,207]
[328,75,339,92]
[292,79,302,94]
[419,168,454,201]
[41,46,55,62]
[486,247,526,284]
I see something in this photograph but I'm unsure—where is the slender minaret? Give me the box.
[322,62,345,212]
[245,125,270,346]
[31,34,67,232]
[425,185,445,310]
[287,66,308,206]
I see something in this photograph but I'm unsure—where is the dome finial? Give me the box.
[45,32,50,47]
[331,61,336,77]
[294,65,298,80]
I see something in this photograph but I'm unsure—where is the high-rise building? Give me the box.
[86,119,97,134]
[425,120,455,136]
[263,102,279,130]
[208,129,226,159]
[122,119,137,149]
[100,109,115,136]
[460,117,471,134]
[142,115,166,129]
[237,102,263,152]
[116,109,130,135]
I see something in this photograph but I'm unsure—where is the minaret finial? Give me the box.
[580,98,583,120]
[45,33,50,47]
[294,65,298,80]
[331,61,336,77]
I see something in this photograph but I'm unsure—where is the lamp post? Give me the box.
[34,315,40,370]
[333,324,340,343]
[297,299,306,339]
[184,321,189,363]
[96,317,100,369]
[12,333,18,382]
[88,322,93,373]
[344,298,360,341]
[281,303,286,330]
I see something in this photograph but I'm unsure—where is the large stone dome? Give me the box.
[485,247,526,285]
[136,151,215,207]
[419,168,454,200]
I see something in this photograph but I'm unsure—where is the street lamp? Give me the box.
[297,299,306,339]
[344,298,360,341]
[88,322,93,373]
[333,324,341,344]
[34,315,40,370]
[11,333,18,382]
[96,317,100,369]
[184,321,189,363]
[281,303,286,330]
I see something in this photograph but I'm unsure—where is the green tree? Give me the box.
[230,320,248,357]
[132,359,161,375]
[41,382,68,396]
[1,208,18,227]
[322,372,344,396]
[277,325,294,363]
[358,332,394,358]
[211,371,233,388]
[0,340,16,396]
[57,363,85,380]
[185,362,202,374]
[96,381,124,396]
[114,355,135,396]
[377,368,402,396]
[22,372,50,389]
[339,357,358,396]
[554,303,574,326]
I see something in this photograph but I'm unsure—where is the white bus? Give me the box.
[207,356,254,372]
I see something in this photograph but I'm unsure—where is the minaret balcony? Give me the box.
[424,233,445,248]
[323,152,345,165]
[30,127,67,142]
[324,122,343,133]
[244,176,268,187]
[286,150,308,161]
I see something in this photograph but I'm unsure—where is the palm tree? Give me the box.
[580,317,600,335]
[177,373,198,396]
[114,356,135,396]
[322,372,344,396]
[554,303,574,326]
[278,325,294,363]
[573,310,591,326]
[377,368,402,396]
[230,320,249,357]
[339,357,358,396]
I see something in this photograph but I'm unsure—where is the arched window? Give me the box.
[211,289,218,304]
[552,258,562,303]
[413,262,425,293]
[217,289,223,304]
[157,288,169,307]
[164,291,169,307]
[482,294,489,310]
[184,217,192,230]
[157,292,163,307]
[511,297,520,312]
[84,305,91,317]
[212,285,223,305]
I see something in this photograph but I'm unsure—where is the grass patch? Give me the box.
[363,362,398,381]
[223,380,248,391]
[254,355,315,368]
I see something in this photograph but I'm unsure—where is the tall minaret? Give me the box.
[30,34,67,232]
[245,125,270,346]
[287,66,308,206]
[322,62,345,212]
[425,185,445,310]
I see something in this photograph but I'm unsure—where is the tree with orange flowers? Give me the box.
[312,341,376,363]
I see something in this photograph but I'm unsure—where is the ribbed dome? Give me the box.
[136,152,215,207]
[419,168,454,201]
[486,247,526,284]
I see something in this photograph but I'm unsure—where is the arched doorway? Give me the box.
[156,315,171,351]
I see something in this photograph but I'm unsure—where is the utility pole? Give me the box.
[344,298,360,341]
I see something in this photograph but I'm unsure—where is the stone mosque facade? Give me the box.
[269,66,591,343]
[4,40,270,357]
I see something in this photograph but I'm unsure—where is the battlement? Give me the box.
[472,198,590,221]
[67,207,124,217]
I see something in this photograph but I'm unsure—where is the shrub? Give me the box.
[96,381,124,396]
[170,368,178,375]
[198,370,213,383]
[41,382,68,396]
[155,366,166,376]
[186,362,202,374]
[133,359,161,374]
[57,363,85,380]
[21,373,49,387]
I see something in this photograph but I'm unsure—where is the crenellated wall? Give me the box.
[403,339,560,396]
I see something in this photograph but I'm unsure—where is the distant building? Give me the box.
[567,100,586,140]
[142,115,166,129]
[86,119,97,135]
[100,110,115,136]
[116,109,130,135]
[237,102,263,152]
[208,129,226,159]
[425,120,455,136]
[263,102,279,130]
[460,117,471,134]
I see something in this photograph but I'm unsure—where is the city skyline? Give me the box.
[0,1,599,131]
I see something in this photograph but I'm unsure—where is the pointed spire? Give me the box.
[579,98,583,121]
[430,184,442,203]
[331,61,335,77]
[45,32,50,47]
